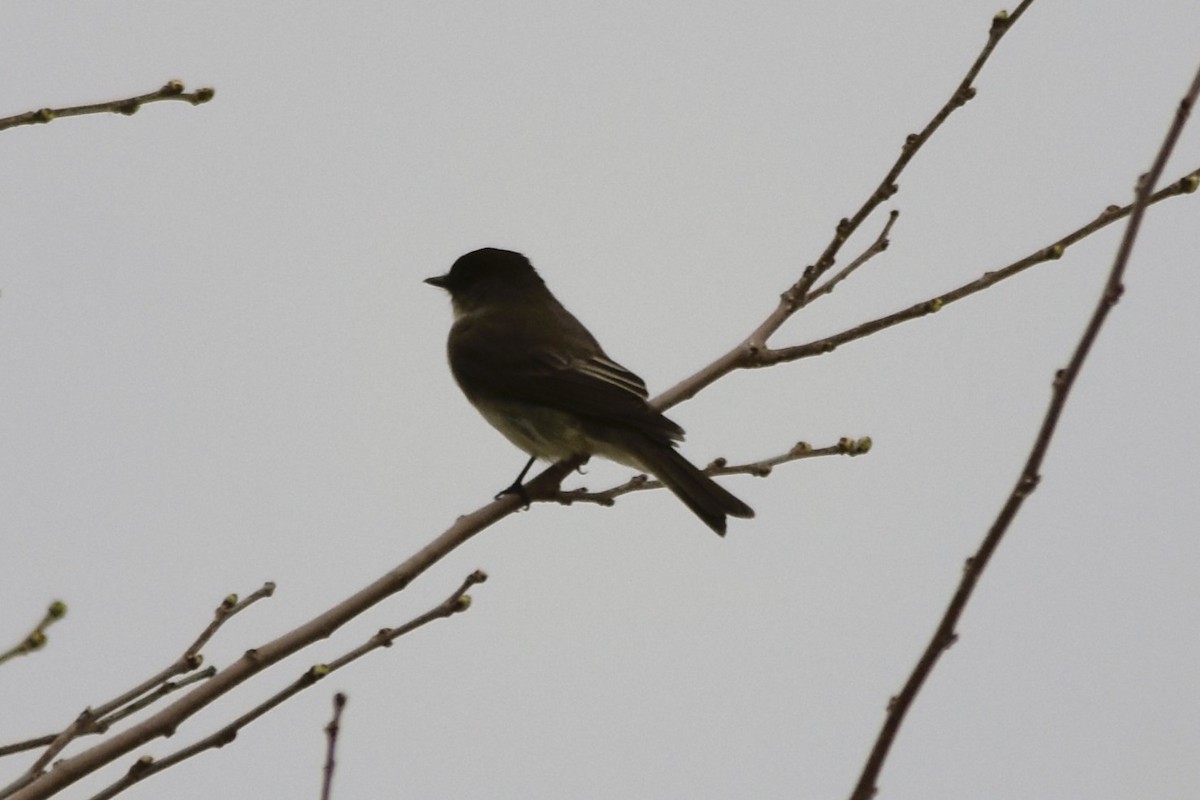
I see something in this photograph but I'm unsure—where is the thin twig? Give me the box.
[84,573,485,800]
[0,738,54,761]
[0,669,220,762]
[757,167,1199,367]
[0,81,214,133]
[555,438,871,508]
[0,584,273,796]
[92,668,218,732]
[182,583,277,662]
[795,6,1033,299]
[653,3,1038,412]
[847,61,1200,800]
[321,693,347,800]
[6,504,505,800]
[0,602,67,667]
[807,211,899,302]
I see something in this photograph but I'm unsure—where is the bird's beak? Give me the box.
[424,274,450,289]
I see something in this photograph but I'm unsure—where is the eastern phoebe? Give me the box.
[426,247,754,535]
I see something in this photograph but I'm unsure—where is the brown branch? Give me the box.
[0,669,220,763]
[806,211,899,302]
[791,6,1032,304]
[182,584,277,662]
[7,478,509,800]
[794,6,1033,300]
[320,694,347,800]
[653,3,1038,412]
[0,584,273,796]
[847,60,1200,800]
[758,168,1200,368]
[83,573,484,800]
[86,669,217,733]
[0,602,67,667]
[0,81,214,133]
[555,437,871,508]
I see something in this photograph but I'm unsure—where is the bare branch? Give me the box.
[0,81,214,133]
[89,669,218,733]
[0,584,273,796]
[806,211,899,302]
[555,437,871,508]
[758,169,1199,368]
[8,484,506,800]
[82,574,484,800]
[0,739,54,762]
[320,693,347,800]
[182,583,277,663]
[772,2,1036,338]
[0,602,67,667]
[0,669,219,763]
[847,60,1200,800]
[653,3,1038,412]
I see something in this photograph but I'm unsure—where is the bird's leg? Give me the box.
[495,455,537,507]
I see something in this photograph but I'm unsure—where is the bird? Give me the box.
[425,247,754,535]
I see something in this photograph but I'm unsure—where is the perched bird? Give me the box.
[425,247,753,535]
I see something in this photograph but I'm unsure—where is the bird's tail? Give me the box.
[636,442,754,536]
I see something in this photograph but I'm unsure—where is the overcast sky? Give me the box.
[3,2,1199,798]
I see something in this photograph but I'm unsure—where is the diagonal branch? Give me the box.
[0,81,214,133]
[554,437,872,508]
[0,602,67,667]
[795,5,1035,300]
[758,168,1199,368]
[6,496,508,800]
[806,211,899,302]
[653,3,1038,412]
[83,573,484,800]
[847,60,1200,800]
[0,584,273,796]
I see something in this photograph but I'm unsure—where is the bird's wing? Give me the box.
[449,324,683,442]
[562,352,649,400]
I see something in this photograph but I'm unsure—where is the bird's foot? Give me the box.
[495,482,532,509]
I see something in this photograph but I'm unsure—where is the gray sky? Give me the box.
[3,2,1199,798]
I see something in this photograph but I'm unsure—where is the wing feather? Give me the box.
[448,318,682,443]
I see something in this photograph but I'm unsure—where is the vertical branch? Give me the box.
[321,693,347,800]
[848,64,1200,800]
